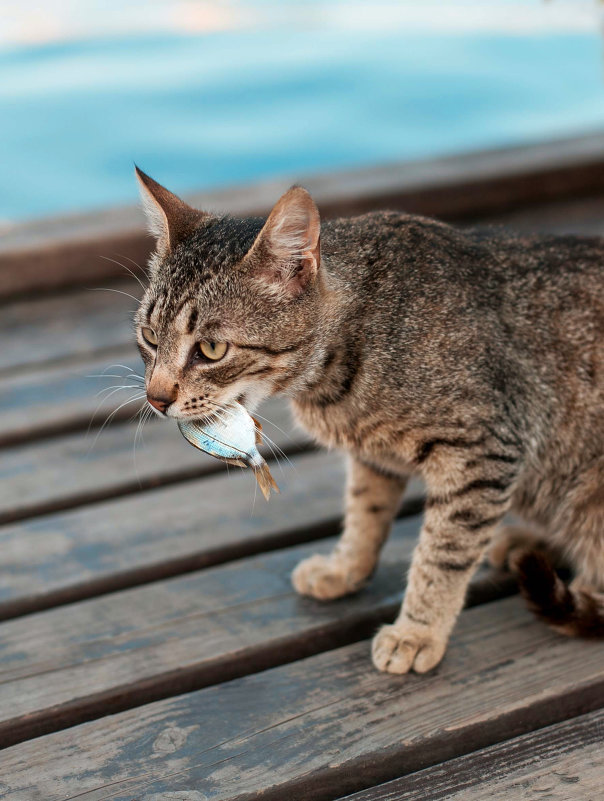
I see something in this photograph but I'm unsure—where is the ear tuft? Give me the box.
[135,167,206,256]
[245,186,321,296]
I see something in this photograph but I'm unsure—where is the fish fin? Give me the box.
[251,416,263,447]
[254,462,280,501]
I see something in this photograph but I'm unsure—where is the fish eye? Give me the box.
[141,327,158,346]
[198,341,228,361]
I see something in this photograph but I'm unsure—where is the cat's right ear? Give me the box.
[135,167,205,257]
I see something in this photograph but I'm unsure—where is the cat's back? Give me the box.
[322,210,604,312]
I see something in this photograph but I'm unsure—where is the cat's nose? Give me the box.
[147,394,174,414]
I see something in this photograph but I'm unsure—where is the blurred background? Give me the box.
[1,0,604,223]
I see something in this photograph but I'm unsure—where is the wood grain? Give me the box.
[0,516,431,747]
[0,448,425,620]
[0,397,309,524]
[0,353,141,447]
[0,281,138,376]
[0,597,601,800]
[337,709,604,801]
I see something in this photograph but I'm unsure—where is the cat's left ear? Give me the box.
[243,186,320,296]
[135,166,206,257]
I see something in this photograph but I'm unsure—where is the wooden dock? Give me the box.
[0,137,603,800]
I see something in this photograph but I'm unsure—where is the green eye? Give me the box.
[141,327,158,346]
[199,341,228,361]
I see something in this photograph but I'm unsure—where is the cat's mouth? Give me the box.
[178,393,248,424]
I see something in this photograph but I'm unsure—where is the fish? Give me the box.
[177,401,279,500]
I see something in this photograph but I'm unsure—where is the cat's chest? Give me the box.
[290,398,416,474]
[291,400,357,451]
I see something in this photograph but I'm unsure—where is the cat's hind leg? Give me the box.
[292,457,407,600]
[511,459,604,637]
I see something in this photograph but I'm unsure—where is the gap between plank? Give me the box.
[0,494,425,623]
[0,439,314,527]
[0,572,516,751]
[262,685,604,801]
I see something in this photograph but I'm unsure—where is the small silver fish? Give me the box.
[177,402,279,500]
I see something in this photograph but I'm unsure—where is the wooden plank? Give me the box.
[0,448,425,620]
[337,709,604,801]
[0,515,462,748]
[0,353,141,447]
[0,397,309,524]
[0,597,601,800]
[0,448,345,617]
[0,280,138,376]
[4,133,604,297]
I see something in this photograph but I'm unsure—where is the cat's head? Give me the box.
[134,168,325,420]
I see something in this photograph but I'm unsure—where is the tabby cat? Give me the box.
[134,167,604,674]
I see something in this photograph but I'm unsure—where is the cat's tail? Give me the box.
[511,549,604,638]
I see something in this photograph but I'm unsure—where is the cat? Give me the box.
[133,167,604,674]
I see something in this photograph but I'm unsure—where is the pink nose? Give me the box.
[147,394,173,414]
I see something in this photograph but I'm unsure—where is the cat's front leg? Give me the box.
[372,475,514,674]
[292,457,408,600]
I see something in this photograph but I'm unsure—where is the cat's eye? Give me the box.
[198,341,228,361]
[141,327,158,346]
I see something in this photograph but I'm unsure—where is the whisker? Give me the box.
[258,429,295,471]
[116,252,148,279]
[95,385,141,401]
[99,255,146,292]
[88,394,146,452]
[133,403,156,486]
[87,381,143,434]
[249,409,295,444]
[103,364,138,374]
[89,287,140,304]
[87,373,144,382]
[251,464,258,515]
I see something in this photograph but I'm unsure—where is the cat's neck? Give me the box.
[292,273,362,406]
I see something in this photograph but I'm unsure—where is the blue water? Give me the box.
[1,23,604,221]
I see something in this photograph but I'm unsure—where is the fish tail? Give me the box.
[254,462,280,501]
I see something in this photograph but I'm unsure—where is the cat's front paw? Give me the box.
[292,554,365,600]
[371,621,447,674]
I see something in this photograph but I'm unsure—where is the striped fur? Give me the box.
[135,175,604,675]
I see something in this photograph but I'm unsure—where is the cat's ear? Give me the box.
[135,167,205,256]
[244,186,320,296]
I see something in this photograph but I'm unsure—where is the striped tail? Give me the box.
[512,549,604,638]
[254,462,280,501]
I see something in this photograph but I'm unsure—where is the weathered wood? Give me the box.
[0,449,425,620]
[338,709,604,800]
[0,516,446,748]
[0,597,601,800]
[0,397,309,524]
[4,133,604,297]
[0,353,141,447]
[0,280,138,376]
